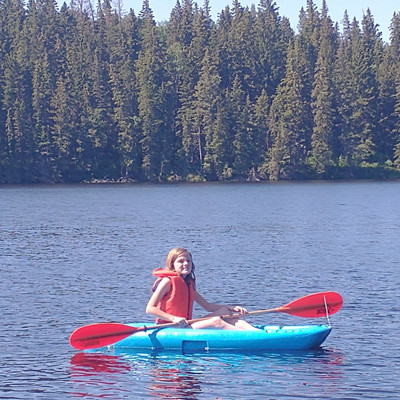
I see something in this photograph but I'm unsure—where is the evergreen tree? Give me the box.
[165,0,202,179]
[394,75,400,169]
[111,10,142,179]
[254,88,270,178]
[136,0,172,180]
[214,6,232,91]
[333,11,352,172]
[50,76,75,181]
[254,0,293,98]
[193,48,221,179]
[226,1,258,99]
[84,0,119,179]
[24,0,63,181]
[339,11,382,170]
[376,41,397,166]
[211,95,232,179]
[267,39,311,180]
[310,0,338,176]
[0,0,31,182]
[228,75,254,179]
[391,12,400,168]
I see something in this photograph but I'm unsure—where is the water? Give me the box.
[0,181,399,399]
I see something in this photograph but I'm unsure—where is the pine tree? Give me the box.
[193,48,221,179]
[3,53,35,182]
[214,6,232,91]
[228,75,254,179]
[211,95,232,180]
[391,12,400,168]
[267,39,311,180]
[340,11,382,170]
[24,0,63,182]
[333,11,352,172]
[310,0,338,176]
[136,0,172,180]
[180,2,214,177]
[84,0,119,179]
[0,0,32,182]
[165,0,199,179]
[226,1,257,99]
[254,0,293,98]
[62,5,98,180]
[112,10,142,179]
[394,75,400,168]
[50,76,75,180]
[376,41,397,166]
[254,89,270,178]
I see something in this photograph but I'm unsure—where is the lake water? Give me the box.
[1,181,399,399]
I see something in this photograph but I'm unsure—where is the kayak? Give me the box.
[97,324,332,353]
[70,292,342,353]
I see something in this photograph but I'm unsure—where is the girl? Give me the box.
[146,247,257,330]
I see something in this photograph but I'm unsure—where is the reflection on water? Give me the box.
[69,353,132,399]
[69,348,344,399]
[146,357,203,399]
[70,353,132,375]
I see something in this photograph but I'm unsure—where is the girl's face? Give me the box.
[173,252,193,277]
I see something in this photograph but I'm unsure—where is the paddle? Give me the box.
[69,291,342,350]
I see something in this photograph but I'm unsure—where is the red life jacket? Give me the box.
[152,268,196,324]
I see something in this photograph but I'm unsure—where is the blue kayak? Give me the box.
[100,324,331,353]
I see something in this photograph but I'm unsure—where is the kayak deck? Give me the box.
[98,324,332,353]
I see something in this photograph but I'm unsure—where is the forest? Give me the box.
[1,0,400,183]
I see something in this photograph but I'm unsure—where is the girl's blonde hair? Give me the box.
[165,247,196,280]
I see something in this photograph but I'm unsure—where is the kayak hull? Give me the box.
[98,324,332,353]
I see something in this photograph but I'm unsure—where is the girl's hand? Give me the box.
[228,305,248,315]
[172,317,188,327]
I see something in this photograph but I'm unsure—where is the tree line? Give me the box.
[1,0,400,183]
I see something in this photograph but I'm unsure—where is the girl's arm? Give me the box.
[145,278,187,325]
[194,292,248,315]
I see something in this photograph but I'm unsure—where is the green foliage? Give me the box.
[1,0,400,183]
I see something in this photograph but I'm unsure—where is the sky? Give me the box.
[115,0,399,42]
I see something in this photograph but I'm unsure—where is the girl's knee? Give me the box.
[210,316,239,329]
[209,316,226,328]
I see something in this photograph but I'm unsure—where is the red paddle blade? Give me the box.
[69,323,138,350]
[278,291,343,318]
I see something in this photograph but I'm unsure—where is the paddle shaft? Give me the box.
[139,304,324,329]
[77,307,292,341]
